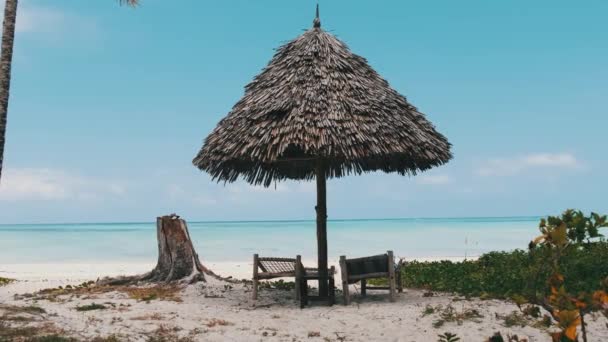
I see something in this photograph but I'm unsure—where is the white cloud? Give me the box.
[166,184,186,199]
[227,183,290,194]
[476,153,581,177]
[108,184,126,196]
[234,182,318,194]
[249,183,290,193]
[416,174,451,185]
[16,5,66,34]
[220,181,317,205]
[192,195,218,206]
[522,153,578,167]
[0,168,126,201]
[165,184,218,206]
[294,181,316,194]
[1,3,100,40]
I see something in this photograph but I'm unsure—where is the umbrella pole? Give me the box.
[316,161,328,298]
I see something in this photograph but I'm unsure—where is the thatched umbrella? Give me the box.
[193,6,452,297]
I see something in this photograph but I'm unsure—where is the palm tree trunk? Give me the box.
[0,0,18,183]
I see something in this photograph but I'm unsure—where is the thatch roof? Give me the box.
[193,13,452,187]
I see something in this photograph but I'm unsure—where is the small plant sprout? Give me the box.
[437,332,460,342]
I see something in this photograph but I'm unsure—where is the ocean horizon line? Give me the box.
[0,215,543,227]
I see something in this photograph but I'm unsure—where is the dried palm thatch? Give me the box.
[193,10,451,187]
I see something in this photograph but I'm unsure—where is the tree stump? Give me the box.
[140,214,210,283]
[99,214,214,285]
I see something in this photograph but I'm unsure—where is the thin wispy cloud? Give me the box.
[476,153,581,177]
[0,168,126,201]
[6,3,100,41]
[416,174,451,185]
[192,195,218,206]
[16,5,66,34]
[227,183,290,194]
[165,184,218,206]
[166,184,186,199]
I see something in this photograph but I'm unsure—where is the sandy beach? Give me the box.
[2,261,607,342]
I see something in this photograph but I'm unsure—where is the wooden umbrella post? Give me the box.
[316,161,329,298]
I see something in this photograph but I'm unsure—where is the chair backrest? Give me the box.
[345,253,389,278]
[256,256,298,274]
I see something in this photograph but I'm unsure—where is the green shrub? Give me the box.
[31,336,78,342]
[401,241,608,301]
[0,277,15,286]
[437,332,460,342]
[75,303,106,311]
[258,279,295,291]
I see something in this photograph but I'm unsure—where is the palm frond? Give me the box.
[118,0,139,7]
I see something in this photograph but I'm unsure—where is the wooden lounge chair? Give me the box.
[339,250,403,305]
[252,254,304,300]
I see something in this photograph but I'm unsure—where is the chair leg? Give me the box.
[342,281,350,305]
[299,279,306,308]
[387,251,396,302]
[397,268,403,293]
[295,255,302,301]
[339,256,350,305]
[329,267,335,306]
[361,279,367,297]
[252,278,258,300]
[252,254,259,300]
[389,278,396,302]
[388,277,396,302]
[329,278,335,306]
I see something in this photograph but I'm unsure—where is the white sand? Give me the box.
[1,262,607,342]
[0,256,475,286]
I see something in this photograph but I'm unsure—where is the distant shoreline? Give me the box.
[0,215,543,227]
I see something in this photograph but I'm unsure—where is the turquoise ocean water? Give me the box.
[0,217,542,264]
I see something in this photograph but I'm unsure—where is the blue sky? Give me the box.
[0,0,606,223]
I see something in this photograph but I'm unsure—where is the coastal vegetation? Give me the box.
[402,243,607,299]
[397,210,608,341]
[437,332,460,342]
[0,277,14,286]
[74,303,107,312]
[14,282,183,304]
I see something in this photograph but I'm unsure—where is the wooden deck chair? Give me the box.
[252,254,303,300]
[339,250,403,305]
